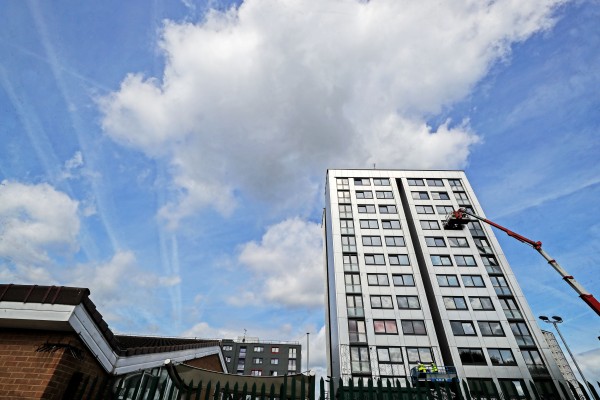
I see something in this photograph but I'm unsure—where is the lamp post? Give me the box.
[539,315,588,395]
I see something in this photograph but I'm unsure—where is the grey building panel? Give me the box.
[221,339,301,377]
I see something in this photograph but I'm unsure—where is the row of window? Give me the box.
[223,345,286,354]
[407,178,463,189]
[458,347,544,367]
[345,272,506,291]
[342,235,406,248]
[350,346,434,374]
[337,178,391,188]
[347,294,421,311]
[338,190,394,201]
[338,204,399,217]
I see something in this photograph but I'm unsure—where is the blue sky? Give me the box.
[1,0,598,381]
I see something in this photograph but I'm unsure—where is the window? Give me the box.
[454,191,469,201]
[448,179,463,189]
[448,237,469,247]
[367,273,389,286]
[455,255,477,266]
[370,295,394,309]
[407,178,424,186]
[490,276,511,295]
[499,298,522,319]
[360,219,378,229]
[377,347,403,376]
[374,320,398,334]
[431,255,452,266]
[382,220,401,229]
[420,220,440,230]
[436,205,454,214]
[349,320,367,342]
[251,369,262,376]
[426,179,444,187]
[270,358,279,365]
[341,236,356,252]
[458,348,487,365]
[397,295,420,309]
[416,205,435,214]
[488,349,516,366]
[223,345,233,351]
[225,356,231,362]
[510,322,534,346]
[356,190,373,199]
[379,205,397,214]
[443,296,467,310]
[437,275,459,287]
[236,360,245,373]
[499,379,526,399]
[470,297,494,311]
[338,190,351,203]
[521,349,545,367]
[239,347,247,357]
[406,347,433,364]
[362,235,382,246]
[425,237,446,247]
[253,358,263,364]
[468,221,486,236]
[271,347,279,353]
[354,178,370,186]
[339,204,352,218]
[482,256,502,274]
[343,254,358,272]
[474,238,492,253]
[346,295,364,317]
[376,191,394,199]
[288,359,297,372]
[365,254,386,265]
[412,191,429,200]
[289,348,297,358]
[345,274,361,293]
[373,178,390,186]
[392,274,415,286]
[401,320,426,335]
[337,177,350,188]
[358,204,376,213]
[270,371,278,376]
[450,321,476,336]
[478,321,505,336]
[340,219,354,235]
[389,254,410,265]
[468,379,496,397]
[350,347,370,373]
[462,275,485,287]
[431,191,450,200]
[385,236,405,246]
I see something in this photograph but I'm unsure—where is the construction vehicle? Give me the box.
[444,208,600,317]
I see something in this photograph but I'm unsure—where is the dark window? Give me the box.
[392,274,415,286]
[488,349,517,366]
[406,347,433,364]
[348,320,367,342]
[510,322,535,346]
[397,295,420,309]
[462,275,485,287]
[401,320,426,335]
[437,275,460,287]
[450,321,476,336]
[431,255,452,266]
[382,220,401,229]
[425,237,446,247]
[354,178,370,186]
[373,320,398,334]
[443,296,467,310]
[367,273,389,286]
[360,219,378,229]
[388,254,410,265]
[365,254,385,265]
[448,179,463,189]
[458,348,487,365]
[499,298,522,319]
[478,321,505,336]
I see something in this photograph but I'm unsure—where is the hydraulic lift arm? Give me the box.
[445,208,600,317]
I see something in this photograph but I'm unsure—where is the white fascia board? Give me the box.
[113,346,222,375]
[0,301,75,323]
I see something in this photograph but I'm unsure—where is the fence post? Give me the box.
[320,377,326,400]
[291,376,297,400]
[587,382,600,400]
[213,381,221,400]
[241,382,249,400]
[195,380,203,400]
[204,381,213,400]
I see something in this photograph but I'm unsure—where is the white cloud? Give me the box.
[100,0,564,227]
[237,218,323,307]
[0,180,80,266]
[578,348,600,382]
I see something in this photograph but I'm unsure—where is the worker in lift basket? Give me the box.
[417,363,427,378]
[430,363,438,373]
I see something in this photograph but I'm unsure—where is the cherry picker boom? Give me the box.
[444,208,600,317]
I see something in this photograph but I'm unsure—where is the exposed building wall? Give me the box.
[0,329,107,400]
[221,340,301,376]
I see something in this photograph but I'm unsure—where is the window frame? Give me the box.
[450,320,477,336]
[355,190,373,199]
[469,296,494,311]
[488,348,517,366]
[392,274,415,286]
[420,220,440,230]
[401,320,427,335]
[388,254,410,266]
[362,235,382,246]
[382,220,401,229]
[379,205,398,214]
[411,191,430,200]
[367,273,390,286]
[358,204,376,214]
[407,179,425,186]
[455,255,477,266]
[431,255,453,266]
[458,347,487,365]
[425,237,446,247]
[448,237,469,248]
[385,236,405,247]
[431,191,450,200]
[373,319,398,335]
[462,275,485,287]
[370,295,394,309]
[396,295,420,309]
[443,296,468,310]
[365,254,386,265]
[359,219,379,229]
[437,274,460,287]
[478,321,505,337]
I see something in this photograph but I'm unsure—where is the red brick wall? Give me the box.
[0,329,108,399]
[185,353,224,372]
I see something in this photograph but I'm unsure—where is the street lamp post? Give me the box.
[539,315,589,397]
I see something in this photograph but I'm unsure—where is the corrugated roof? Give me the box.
[0,284,219,356]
